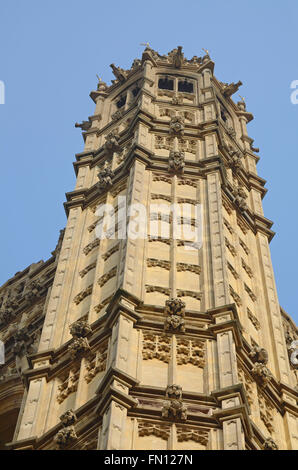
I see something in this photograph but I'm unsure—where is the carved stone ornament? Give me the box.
[164,298,186,333]
[168,46,185,68]
[138,421,171,440]
[162,384,187,421]
[232,185,248,212]
[222,80,242,98]
[249,346,268,365]
[110,63,128,83]
[0,307,15,326]
[251,362,272,387]
[104,131,121,154]
[228,147,242,173]
[24,279,44,302]
[263,437,278,450]
[169,116,185,136]
[69,320,92,339]
[68,337,91,360]
[12,326,34,357]
[168,150,185,174]
[60,409,77,427]
[97,166,114,190]
[111,109,124,122]
[75,120,91,131]
[54,426,78,450]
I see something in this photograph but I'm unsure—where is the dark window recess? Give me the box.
[218,98,231,124]
[132,85,140,97]
[220,106,228,122]
[178,80,193,93]
[158,77,174,90]
[116,95,126,108]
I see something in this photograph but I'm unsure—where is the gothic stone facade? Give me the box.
[0,46,297,450]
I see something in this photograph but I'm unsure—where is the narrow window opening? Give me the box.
[158,77,174,90]
[178,80,193,93]
[116,95,126,109]
[221,106,228,122]
[132,85,140,97]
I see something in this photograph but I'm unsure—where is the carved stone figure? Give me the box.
[164,298,186,333]
[12,326,34,357]
[249,346,269,365]
[169,116,185,136]
[110,63,128,82]
[24,280,43,302]
[168,46,185,68]
[232,185,248,212]
[228,147,242,172]
[0,308,15,326]
[69,320,91,339]
[104,131,121,154]
[75,120,91,131]
[168,150,185,173]
[165,298,185,316]
[68,337,91,360]
[251,362,272,387]
[222,81,243,98]
[60,409,77,427]
[54,426,77,449]
[263,437,278,450]
[162,384,187,421]
[97,166,114,190]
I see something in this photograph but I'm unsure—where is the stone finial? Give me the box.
[96,76,108,92]
[162,384,187,421]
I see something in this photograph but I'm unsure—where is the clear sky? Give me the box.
[0,1,297,322]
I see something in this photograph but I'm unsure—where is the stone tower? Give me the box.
[1,46,297,450]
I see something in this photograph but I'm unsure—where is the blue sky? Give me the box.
[0,1,297,322]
